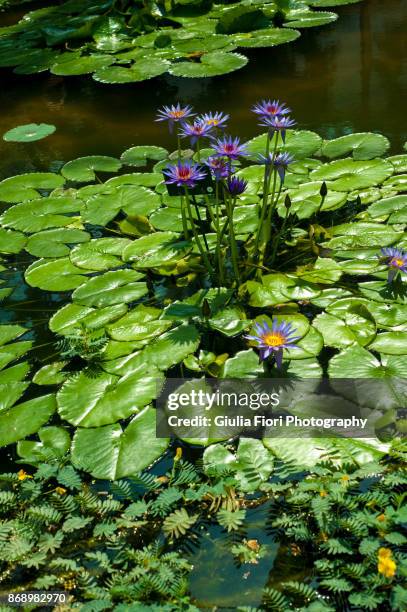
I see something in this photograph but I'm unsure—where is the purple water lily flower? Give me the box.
[179,120,213,145]
[156,103,195,133]
[200,111,229,130]
[252,99,291,119]
[244,319,300,368]
[226,176,247,196]
[163,161,206,188]
[205,156,231,181]
[380,247,407,283]
[259,151,295,181]
[212,135,248,160]
[260,115,296,142]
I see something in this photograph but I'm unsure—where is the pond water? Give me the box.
[0,0,406,607]
[0,0,406,182]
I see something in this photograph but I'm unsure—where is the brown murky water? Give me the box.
[0,0,406,181]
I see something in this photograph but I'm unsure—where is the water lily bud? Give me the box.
[202,298,211,318]
[320,181,328,197]
[356,195,362,206]
[284,194,292,209]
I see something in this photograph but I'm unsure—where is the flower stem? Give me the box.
[180,195,189,240]
[184,187,214,277]
[253,132,279,260]
[225,193,241,285]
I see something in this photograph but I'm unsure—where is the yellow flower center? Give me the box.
[391,257,404,267]
[207,119,219,126]
[170,110,186,119]
[262,332,285,347]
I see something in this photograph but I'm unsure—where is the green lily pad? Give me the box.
[93,58,170,83]
[107,305,171,343]
[33,362,69,386]
[123,231,192,269]
[0,196,80,233]
[25,228,90,258]
[221,349,264,378]
[289,326,324,360]
[0,381,29,413]
[0,228,26,254]
[57,364,162,427]
[0,362,30,384]
[313,311,376,349]
[70,238,131,272]
[324,222,402,249]
[359,281,407,305]
[328,344,407,377]
[367,195,407,219]
[284,10,338,28]
[25,257,90,291]
[208,307,251,337]
[297,258,343,284]
[71,407,169,479]
[387,154,407,173]
[72,269,146,308]
[3,123,56,143]
[121,145,168,167]
[51,54,114,75]
[310,159,394,191]
[368,332,407,355]
[17,426,70,464]
[49,303,127,336]
[0,173,65,203]
[321,132,390,160]
[61,156,122,182]
[246,130,322,160]
[82,185,161,226]
[0,394,56,447]
[169,51,248,78]
[103,324,200,376]
[308,0,362,5]
[232,27,300,48]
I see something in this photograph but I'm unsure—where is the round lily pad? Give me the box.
[321,132,390,161]
[61,156,122,182]
[169,51,248,78]
[3,123,56,143]
[71,407,169,479]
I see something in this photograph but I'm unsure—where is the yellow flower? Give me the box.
[378,557,396,578]
[17,469,32,481]
[341,475,350,482]
[377,513,386,522]
[319,490,328,497]
[174,447,183,462]
[55,487,67,495]
[377,548,396,579]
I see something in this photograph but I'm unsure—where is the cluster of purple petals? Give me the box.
[380,247,407,283]
[245,319,300,368]
[157,100,295,189]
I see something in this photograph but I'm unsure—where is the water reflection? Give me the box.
[0,0,406,179]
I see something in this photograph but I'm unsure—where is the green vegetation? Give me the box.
[0,0,365,82]
[0,440,405,609]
